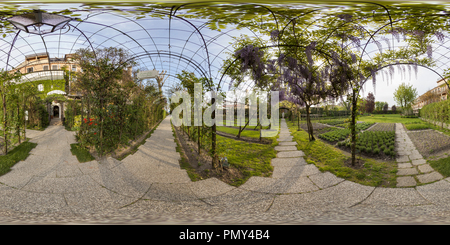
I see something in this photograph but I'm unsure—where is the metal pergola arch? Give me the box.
[0,2,449,109]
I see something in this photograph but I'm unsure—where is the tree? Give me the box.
[359,98,367,114]
[393,83,418,110]
[365,92,375,113]
[73,47,137,156]
[392,105,397,113]
[383,102,389,112]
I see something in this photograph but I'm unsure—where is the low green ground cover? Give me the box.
[429,156,450,177]
[216,135,276,186]
[320,119,346,126]
[318,128,350,142]
[173,124,277,187]
[70,143,95,163]
[317,122,374,143]
[338,131,396,158]
[0,141,37,176]
[405,123,431,131]
[358,114,422,124]
[216,126,261,138]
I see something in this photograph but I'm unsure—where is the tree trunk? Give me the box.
[3,94,8,154]
[198,125,201,154]
[17,103,20,144]
[211,96,218,169]
[305,104,315,141]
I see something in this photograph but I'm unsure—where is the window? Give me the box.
[72,65,77,72]
[43,65,49,71]
[52,65,58,70]
[27,67,33,73]
[38,84,43,92]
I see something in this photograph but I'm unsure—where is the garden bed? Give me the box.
[367,123,395,132]
[407,130,450,158]
[297,122,338,134]
[172,124,275,187]
[336,131,396,161]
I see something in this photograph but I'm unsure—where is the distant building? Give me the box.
[412,78,448,114]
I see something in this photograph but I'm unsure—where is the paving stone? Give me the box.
[396,176,416,187]
[308,172,345,189]
[278,141,297,146]
[416,171,444,184]
[278,133,291,138]
[64,187,136,214]
[201,188,275,213]
[272,164,320,179]
[277,151,305,158]
[409,154,423,161]
[271,157,307,167]
[398,162,412,169]
[416,180,450,206]
[361,187,429,206]
[188,177,236,199]
[274,145,297,151]
[418,164,434,174]
[277,136,293,142]
[268,181,374,212]
[143,183,198,203]
[239,176,318,194]
[411,159,427,166]
[397,168,418,176]
[396,155,410,163]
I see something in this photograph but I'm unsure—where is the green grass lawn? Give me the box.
[172,123,277,187]
[216,126,262,138]
[357,114,423,124]
[287,120,397,187]
[405,123,431,131]
[215,134,277,186]
[429,156,450,177]
[0,141,37,176]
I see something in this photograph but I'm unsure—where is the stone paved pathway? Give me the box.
[395,123,443,187]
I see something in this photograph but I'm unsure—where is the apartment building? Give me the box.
[412,78,449,114]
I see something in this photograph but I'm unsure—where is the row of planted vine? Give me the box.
[0,70,51,155]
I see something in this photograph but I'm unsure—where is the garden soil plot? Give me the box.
[407,129,450,159]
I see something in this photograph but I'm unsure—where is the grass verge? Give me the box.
[115,119,163,161]
[0,141,37,176]
[358,114,423,124]
[171,122,203,182]
[70,143,95,163]
[286,120,397,187]
[172,123,277,187]
[429,156,450,177]
[216,135,276,186]
[216,126,263,138]
[405,123,431,131]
